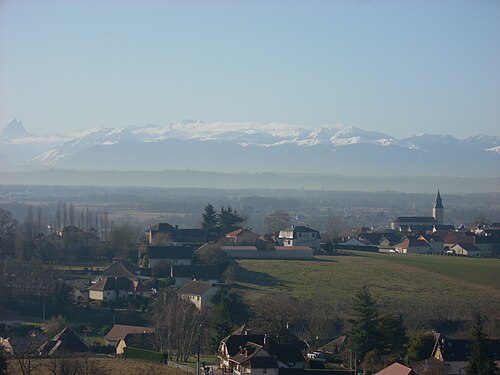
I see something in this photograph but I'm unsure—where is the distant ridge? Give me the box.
[1,120,499,178]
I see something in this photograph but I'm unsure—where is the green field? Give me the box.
[232,252,500,331]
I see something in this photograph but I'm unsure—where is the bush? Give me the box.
[123,347,167,363]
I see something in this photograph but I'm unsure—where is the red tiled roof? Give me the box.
[375,362,417,375]
[226,229,259,238]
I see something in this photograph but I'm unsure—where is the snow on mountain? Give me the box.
[486,146,500,154]
[31,126,136,164]
[2,120,498,176]
[328,127,399,146]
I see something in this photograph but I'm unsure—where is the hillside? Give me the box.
[232,253,500,332]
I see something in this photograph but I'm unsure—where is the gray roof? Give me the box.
[101,259,137,279]
[89,276,132,292]
[105,324,155,342]
[396,216,437,223]
[38,327,90,356]
[178,280,215,296]
[148,245,194,259]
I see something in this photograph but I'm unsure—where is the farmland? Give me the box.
[232,252,500,333]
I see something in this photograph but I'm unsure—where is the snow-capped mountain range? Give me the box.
[1,119,499,177]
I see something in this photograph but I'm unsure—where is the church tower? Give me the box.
[432,190,444,224]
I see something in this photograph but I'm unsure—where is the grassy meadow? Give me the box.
[232,252,500,332]
[7,358,179,375]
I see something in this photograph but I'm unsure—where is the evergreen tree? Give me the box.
[219,206,246,234]
[209,304,233,352]
[349,286,381,361]
[466,315,496,375]
[379,313,407,358]
[202,203,219,240]
[406,331,436,363]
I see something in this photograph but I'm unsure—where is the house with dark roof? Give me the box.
[394,236,431,254]
[450,243,482,257]
[104,324,155,346]
[89,259,152,301]
[147,245,195,268]
[88,276,151,301]
[170,265,221,286]
[147,223,205,245]
[226,229,260,245]
[178,280,222,310]
[38,327,90,356]
[317,336,347,356]
[278,226,320,251]
[218,330,305,373]
[100,259,139,280]
[229,342,279,375]
[431,334,500,375]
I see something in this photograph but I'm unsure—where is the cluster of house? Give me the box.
[146,223,320,268]
[338,192,500,257]
[3,323,498,375]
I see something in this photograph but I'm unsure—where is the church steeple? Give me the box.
[433,190,444,224]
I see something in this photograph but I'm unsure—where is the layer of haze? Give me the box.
[1,0,499,138]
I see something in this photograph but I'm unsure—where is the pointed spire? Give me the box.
[434,190,443,209]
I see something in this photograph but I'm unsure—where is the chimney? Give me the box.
[264,334,269,352]
[245,329,251,335]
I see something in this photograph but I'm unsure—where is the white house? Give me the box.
[178,280,222,310]
[278,225,320,251]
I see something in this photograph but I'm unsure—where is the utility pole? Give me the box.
[197,323,202,375]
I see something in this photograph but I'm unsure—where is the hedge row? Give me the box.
[123,347,167,363]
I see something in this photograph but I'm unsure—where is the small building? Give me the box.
[170,265,221,286]
[374,362,417,375]
[220,246,259,259]
[229,342,279,375]
[38,327,90,356]
[450,243,482,257]
[431,335,500,375]
[218,330,305,373]
[104,324,155,346]
[88,276,150,301]
[147,245,195,268]
[178,280,222,310]
[278,226,320,251]
[394,237,431,254]
[226,229,260,245]
[116,332,156,355]
[147,223,205,245]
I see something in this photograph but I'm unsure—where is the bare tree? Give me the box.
[0,208,17,256]
[265,209,291,237]
[69,203,75,226]
[45,357,110,375]
[11,332,44,375]
[152,289,204,361]
[251,295,337,347]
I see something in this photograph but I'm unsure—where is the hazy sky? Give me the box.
[1,0,499,138]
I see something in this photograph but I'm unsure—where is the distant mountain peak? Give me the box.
[1,119,35,139]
